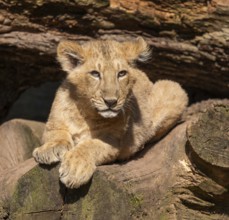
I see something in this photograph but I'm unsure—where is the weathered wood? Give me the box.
[0,0,228,120]
[0,119,44,220]
[3,101,229,219]
[186,104,229,193]
[187,105,229,169]
[0,159,36,203]
[0,119,44,172]
[0,119,44,202]
[9,163,63,220]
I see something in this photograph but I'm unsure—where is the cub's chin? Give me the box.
[98,110,119,118]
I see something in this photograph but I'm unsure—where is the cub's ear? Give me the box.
[57,41,84,72]
[122,37,151,63]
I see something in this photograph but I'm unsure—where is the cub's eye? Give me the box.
[90,71,101,79]
[118,70,128,78]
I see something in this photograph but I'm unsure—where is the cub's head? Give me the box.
[57,38,150,118]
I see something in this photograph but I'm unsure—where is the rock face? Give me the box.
[1,101,228,219]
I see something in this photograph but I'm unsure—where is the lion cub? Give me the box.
[33,37,188,188]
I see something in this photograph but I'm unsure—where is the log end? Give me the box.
[188,105,229,168]
[187,104,229,185]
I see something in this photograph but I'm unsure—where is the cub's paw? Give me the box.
[33,141,72,164]
[59,150,96,188]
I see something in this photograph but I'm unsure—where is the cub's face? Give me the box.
[57,38,150,118]
[76,57,133,118]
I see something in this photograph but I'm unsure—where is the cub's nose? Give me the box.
[104,98,117,108]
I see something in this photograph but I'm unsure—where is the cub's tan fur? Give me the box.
[33,38,188,188]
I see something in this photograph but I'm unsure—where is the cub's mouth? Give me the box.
[98,109,120,118]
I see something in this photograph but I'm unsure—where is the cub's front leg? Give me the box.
[33,129,74,164]
[59,139,120,188]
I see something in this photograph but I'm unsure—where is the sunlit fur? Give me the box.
[33,38,188,188]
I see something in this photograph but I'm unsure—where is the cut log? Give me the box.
[187,104,229,186]
[188,105,229,168]
[3,101,229,219]
[0,0,228,120]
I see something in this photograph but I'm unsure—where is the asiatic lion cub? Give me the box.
[33,38,188,188]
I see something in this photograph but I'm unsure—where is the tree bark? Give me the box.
[0,0,228,120]
[0,100,228,219]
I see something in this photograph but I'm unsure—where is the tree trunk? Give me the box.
[0,0,228,120]
[0,100,228,219]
